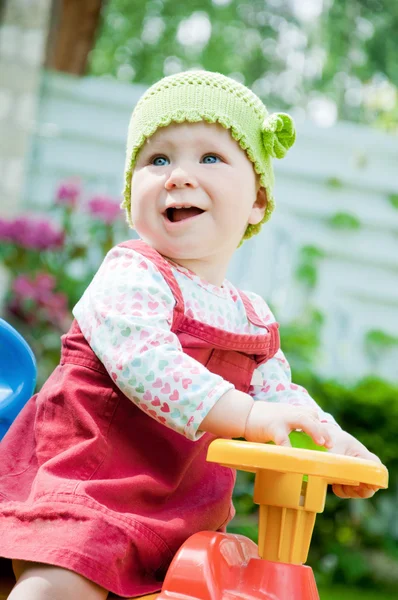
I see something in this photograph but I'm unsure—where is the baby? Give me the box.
[0,71,381,600]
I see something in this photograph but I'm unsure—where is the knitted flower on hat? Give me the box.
[121,70,296,241]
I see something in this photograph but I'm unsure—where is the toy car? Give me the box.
[0,320,388,599]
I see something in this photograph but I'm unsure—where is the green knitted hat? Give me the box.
[121,70,296,241]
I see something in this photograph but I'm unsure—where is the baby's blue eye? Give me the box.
[152,156,169,166]
[202,154,221,164]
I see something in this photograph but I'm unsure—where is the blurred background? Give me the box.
[0,1,397,597]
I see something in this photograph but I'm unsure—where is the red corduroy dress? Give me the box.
[0,240,280,597]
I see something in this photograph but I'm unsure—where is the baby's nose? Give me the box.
[164,167,198,190]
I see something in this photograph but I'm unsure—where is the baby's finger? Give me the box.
[332,483,376,499]
[319,424,333,449]
[352,484,377,498]
[290,414,329,447]
[332,484,354,498]
[357,488,376,499]
[302,406,320,420]
[364,451,382,464]
[271,426,292,447]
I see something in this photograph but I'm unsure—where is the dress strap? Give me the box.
[238,290,280,357]
[117,239,185,330]
[238,290,268,328]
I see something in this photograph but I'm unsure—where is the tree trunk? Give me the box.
[45,0,106,75]
[0,0,7,24]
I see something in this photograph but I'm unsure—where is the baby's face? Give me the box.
[130,121,266,282]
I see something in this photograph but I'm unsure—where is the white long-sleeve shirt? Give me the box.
[73,246,336,441]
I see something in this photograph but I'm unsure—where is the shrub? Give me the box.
[0,179,129,386]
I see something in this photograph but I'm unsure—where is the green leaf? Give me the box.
[326,177,344,189]
[295,245,325,289]
[328,212,361,230]
[365,329,398,350]
[388,194,398,210]
[296,263,318,288]
[301,245,326,260]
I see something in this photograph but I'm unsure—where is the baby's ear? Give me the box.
[249,186,268,225]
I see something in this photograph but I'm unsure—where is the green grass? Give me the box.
[319,587,396,600]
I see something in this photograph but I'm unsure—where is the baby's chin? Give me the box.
[133,234,190,258]
[156,245,205,262]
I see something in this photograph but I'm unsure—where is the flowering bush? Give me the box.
[0,216,65,250]
[0,179,129,386]
[9,273,69,331]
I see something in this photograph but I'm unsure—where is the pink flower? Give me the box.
[9,272,69,330]
[0,216,65,250]
[11,275,37,300]
[0,218,14,242]
[34,273,57,304]
[35,273,56,296]
[35,273,56,291]
[43,293,70,329]
[87,195,121,224]
[55,179,81,208]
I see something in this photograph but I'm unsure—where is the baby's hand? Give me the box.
[326,426,382,499]
[244,402,333,449]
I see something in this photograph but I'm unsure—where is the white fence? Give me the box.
[23,71,398,382]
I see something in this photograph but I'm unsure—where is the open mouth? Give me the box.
[165,207,205,223]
